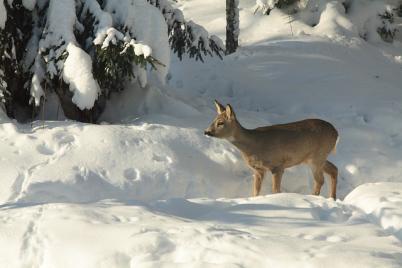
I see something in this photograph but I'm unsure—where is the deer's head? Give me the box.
[204,100,237,139]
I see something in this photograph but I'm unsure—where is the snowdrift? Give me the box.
[0,0,401,204]
[1,185,402,267]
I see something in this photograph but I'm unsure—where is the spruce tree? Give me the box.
[0,0,35,122]
[147,0,224,62]
[0,0,224,123]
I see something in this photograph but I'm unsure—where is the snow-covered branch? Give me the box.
[148,0,224,61]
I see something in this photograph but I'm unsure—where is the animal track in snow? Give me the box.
[9,132,77,203]
[302,245,327,260]
[36,143,56,156]
[20,206,46,268]
[133,138,144,145]
[124,168,141,181]
[152,154,173,164]
[53,131,77,145]
[110,214,139,224]
[296,232,349,243]
[8,172,28,202]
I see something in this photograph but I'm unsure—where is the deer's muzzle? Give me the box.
[204,130,213,136]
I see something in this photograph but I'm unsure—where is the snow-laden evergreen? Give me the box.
[2,0,223,122]
[147,0,224,61]
[254,0,399,43]
[0,0,225,122]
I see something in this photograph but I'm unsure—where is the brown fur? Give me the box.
[204,100,339,199]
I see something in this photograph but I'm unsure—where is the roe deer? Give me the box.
[204,100,339,199]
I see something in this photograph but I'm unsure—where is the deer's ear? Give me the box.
[214,100,225,114]
[225,104,236,119]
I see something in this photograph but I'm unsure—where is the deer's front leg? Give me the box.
[253,169,265,196]
[271,167,284,194]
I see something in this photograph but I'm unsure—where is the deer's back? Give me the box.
[246,119,338,168]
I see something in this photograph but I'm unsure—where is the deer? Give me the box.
[204,100,339,199]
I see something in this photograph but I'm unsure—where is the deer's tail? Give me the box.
[331,136,339,155]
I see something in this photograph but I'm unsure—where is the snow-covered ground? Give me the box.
[1,186,402,267]
[1,0,402,267]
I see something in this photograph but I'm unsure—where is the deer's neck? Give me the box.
[227,120,254,153]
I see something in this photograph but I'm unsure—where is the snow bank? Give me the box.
[1,0,399,203]
[1,192,401,267]
[0,0,400,204]
[0,116,249,204]
[344,183,402,240]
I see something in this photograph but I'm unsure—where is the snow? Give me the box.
[1,192,402,267]
[83,0,114,46]
[104,0,170,85]
[63,43,100,110]
[38,0,101,109]
[1,0,402,266]
[313,1,357,38]
[344,183,402,240]
[255,0,278,13]
[30,72,45,106]
[99,28,124,49]
[22,0,37,11]
[26,12,46,106]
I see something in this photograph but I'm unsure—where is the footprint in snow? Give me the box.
[152,154,173,164]
[124,168,141,181]
[111,215,139,223]
[36,143,56,155]
[53,132,76,145]
[296,233,348,243]
[130,138,145,146]
[303,246,326,259]
[27,135,37,140]
[139,124,167,131]
[325,235,347,243]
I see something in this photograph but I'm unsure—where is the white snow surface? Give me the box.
[1,192,402,268]
[1,0,402,267]
[345,182,402,241]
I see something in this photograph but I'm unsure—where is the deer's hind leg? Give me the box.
[309,162,325,196]
[253,169,266,196]
[323,160,338,199]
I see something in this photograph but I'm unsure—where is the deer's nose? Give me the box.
[204,130,212,136]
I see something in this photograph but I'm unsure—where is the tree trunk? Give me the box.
[226,0,239,55]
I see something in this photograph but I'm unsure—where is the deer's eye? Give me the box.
[217,121,224,127]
